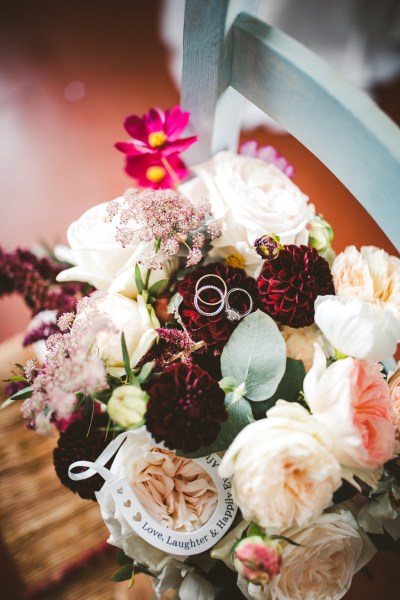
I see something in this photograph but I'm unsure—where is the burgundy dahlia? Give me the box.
[178,262,258,349]
[257,244,334,328]
[146,363,227,453]
[53,411,110,501]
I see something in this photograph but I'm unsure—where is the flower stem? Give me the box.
[161,157,181,189]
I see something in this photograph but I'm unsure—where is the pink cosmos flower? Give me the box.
[240,140,295,178]
[115,106,197,158]
[304,346,397,469]
[124,153,188,189]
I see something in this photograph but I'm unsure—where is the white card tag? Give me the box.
[69,433,237,556]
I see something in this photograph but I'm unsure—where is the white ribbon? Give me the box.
[68,431,128,483]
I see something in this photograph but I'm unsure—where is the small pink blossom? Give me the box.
[115,106,197,158]
[240,141,295,178]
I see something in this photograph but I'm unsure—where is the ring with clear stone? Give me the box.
[225,288,253,321]
[194,285,225,316]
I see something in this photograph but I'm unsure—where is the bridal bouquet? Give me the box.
[2,106,400,600]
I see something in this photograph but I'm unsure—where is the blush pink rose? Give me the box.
[304,347,397,469]
[388,364,400,430]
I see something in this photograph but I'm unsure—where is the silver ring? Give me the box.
[194,285,225,317]
[225,288,253,321]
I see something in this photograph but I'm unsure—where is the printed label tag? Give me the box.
[108,452,237,555]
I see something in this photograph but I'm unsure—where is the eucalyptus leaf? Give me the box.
[177,395,253,458]
[221,310,286,402]
[111,563,133,582]
[1,398,15,410]
[134,264,144,294]
[250,358,306,420]
[136,361,154,384]
[218,376,238,394]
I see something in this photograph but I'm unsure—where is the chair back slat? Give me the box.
[181,0,400,251]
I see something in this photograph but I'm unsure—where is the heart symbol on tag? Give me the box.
[117,487,124,494]
[124,499,131,508]
[133,512,142,522]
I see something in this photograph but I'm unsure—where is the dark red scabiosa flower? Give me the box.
[53,411,110,501]
[146,363,227,453]
[257,244,334,328]
[178,262,258,349]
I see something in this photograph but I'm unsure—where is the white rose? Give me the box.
[238,509,376,600]
[314,295,400,361]
[219,401,341,531]
[179,152,313,276]
[55,199,168,298]
[332,245,400,321]
[75,293,159,372]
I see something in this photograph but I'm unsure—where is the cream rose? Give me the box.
[388,363,400,430]
[75,292,159,372]
[219,401,341,531]
[238,510,376,600]
[332,245,400,321]
[55,199,168,298]
[304,345,397,469]
[280,324,324,372]
[179,152,313,276]
[314,295,400,361]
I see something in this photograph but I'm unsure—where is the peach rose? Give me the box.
[219,401,341,532]
[332,246,400,321]
[304,346,397,469]
[280,324,324,372]
[238,510,376,600]
[129,447,218,532]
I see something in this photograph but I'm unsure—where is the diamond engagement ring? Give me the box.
[225,288,253,321]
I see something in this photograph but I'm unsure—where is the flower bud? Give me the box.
[254,234,282,260]
[107,385,148,428]
[307,215,334,253]
[233,535,282,585]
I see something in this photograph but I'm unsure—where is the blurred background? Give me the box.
[0,0,399,598]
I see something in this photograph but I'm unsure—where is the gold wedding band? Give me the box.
[194,274,228,306]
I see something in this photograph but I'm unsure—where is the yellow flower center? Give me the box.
[225,252,245,270]
[148,131,168,148]
[146,166,167,183]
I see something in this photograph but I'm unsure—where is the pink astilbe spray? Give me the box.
[107,188,221,269]
[22,295,113,433]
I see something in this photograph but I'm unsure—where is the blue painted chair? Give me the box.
[181,0,400,251]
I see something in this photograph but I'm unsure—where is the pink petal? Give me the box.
[160,135,198,156]
[145,108,165,133]
[124,115,148,142]
[164,106,190,140]
[115,141,149,156]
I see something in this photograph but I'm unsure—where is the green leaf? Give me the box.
[221,310,286,402]
[177,395,253,458]
[218,376,238,394]
[117,549,133,566]
[270,534,302,547]
[3,376,26,383]
[111,563,133,582]
[1,385,34,410]
[148,278,168,298]
[250,358,306,420]
[134,264,144,294]
[247,522,264,537]
[136,362,154,384]
[121,332,138,386]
